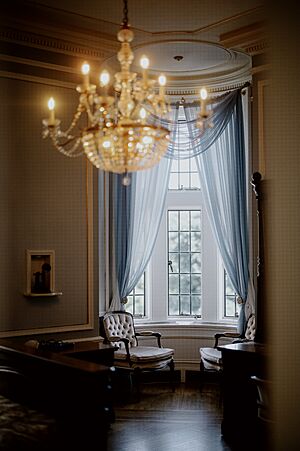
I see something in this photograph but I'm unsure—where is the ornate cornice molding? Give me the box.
[166,78,251,102]
[0,27,115,61]
[244,40,268,56]
[220,21,267,56]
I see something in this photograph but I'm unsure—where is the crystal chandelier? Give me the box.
[42,0,170,175]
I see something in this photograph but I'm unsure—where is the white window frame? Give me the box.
[142,189,235,324]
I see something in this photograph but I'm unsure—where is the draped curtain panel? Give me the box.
[109,108,179,311]
[109,87,251,332]
[185,91,249,333]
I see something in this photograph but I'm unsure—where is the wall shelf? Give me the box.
[24,292,63,298]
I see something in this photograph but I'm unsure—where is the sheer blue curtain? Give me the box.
[185,91,249,332]
[109,87,251,332]
[109,107,179,311]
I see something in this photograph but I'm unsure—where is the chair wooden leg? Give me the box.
[168,359,175,392]
[133,367,141,401]
[199,358,205,392]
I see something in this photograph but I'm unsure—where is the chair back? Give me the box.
[244,313,256,340]
[102,311,138,348]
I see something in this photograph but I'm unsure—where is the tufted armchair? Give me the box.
[100,311,175,393]
[199,313,256,374]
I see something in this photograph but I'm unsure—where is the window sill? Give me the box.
[134,319,238,330]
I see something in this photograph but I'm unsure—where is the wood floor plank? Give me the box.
[107,380,234,451]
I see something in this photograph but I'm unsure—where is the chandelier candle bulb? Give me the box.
[47,97,55,125]
[139,107,147,120]
[200,87,208,117]
[99,70,110,96]
[140,55,149,85]
[158,74,166,97]
[81,62,90,90]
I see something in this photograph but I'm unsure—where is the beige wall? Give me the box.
[263,3,300,448]
[0,77,99,339]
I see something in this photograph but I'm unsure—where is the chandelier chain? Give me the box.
[122,0,129,27]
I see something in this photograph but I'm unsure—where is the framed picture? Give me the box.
[26,250,55,295]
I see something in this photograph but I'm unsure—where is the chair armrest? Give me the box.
[136,331,162,348]
[107,336,131,363]
[108,336,129,343]
[214,332,241,348]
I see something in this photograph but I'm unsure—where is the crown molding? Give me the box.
[0,27,116,62]
[244,40,268,56]
[166,78,251,102]
[220,22,268,56]
[0,70,75,89]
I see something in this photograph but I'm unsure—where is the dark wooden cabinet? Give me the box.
[218,342,268,447]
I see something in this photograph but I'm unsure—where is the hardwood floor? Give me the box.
[106,375,234,451]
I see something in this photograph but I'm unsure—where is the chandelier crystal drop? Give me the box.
[42,0,170,174]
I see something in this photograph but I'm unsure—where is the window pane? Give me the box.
[226,275,235,295]
[225,296,236,317]
[180,274,190,294]
[126,296,133,314]
[191,295,201,316]
[180,158,189,172]
[191,231,201,251]
[135,296,144,316]
[168,210,202,317]
[171,159,179,172]
[191,253,201,273]
[179,173,189,189]
[169,173,178,190]
[190,173,200,190]
[168,116,200,190]
[169,253,179,273]
[169,295,179,315]
[180,295,191,315]
[224,271,241,318]
[180,232,189,251]
[191,211,201,230]
[169,232,179,252]
[180,254,190,273]
[180,211,189,230]
[135,276,144,294]
[169,274,179,294]
[190,157,197,171]
[169,211,178,231]
[127,274,145,317]
[191,275,201,293]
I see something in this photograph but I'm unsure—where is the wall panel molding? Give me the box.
[258,79,270,177]
[0,159,95,338]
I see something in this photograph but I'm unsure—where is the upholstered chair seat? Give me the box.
[199,313,256,373]
[100,311,175,393]
[114,346,174,367]
[199,347,223,370]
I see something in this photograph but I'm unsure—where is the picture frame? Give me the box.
[25,249,57,296]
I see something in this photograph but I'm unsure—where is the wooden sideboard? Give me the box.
[218,342,268,447]
[0,339,115,447]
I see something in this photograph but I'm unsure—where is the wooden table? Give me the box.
[217,342,268,446]
[0,339,115,447]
